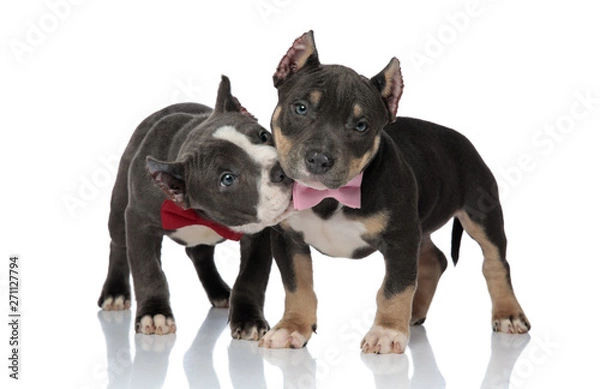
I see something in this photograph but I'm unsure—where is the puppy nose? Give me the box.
[269,162,292,185]
[305,150,334,175]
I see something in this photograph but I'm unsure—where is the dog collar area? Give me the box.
[160,200,244,241]
[292,172,364,210]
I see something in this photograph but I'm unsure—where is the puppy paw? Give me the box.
[492,312,531,334]
[136,314,177,335]
[259,327,309,349]
[231,318,270,341]
[258,319,314,349]
[100,295,131,311]
[229,301,270,341]
[361,325,409,354]
[211,297,230,308]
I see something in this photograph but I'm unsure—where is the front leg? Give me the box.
[229,228,272,341]
[126,207,176,335]
[361,226,421,354]
[259,227,317,349]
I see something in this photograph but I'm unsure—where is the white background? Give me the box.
[1,0,599,388]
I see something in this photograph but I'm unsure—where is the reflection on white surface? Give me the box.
[259,347,316,389]
[481,333,531,389]
[184,309,229,389]
[99,310,176,389]
[98,310,133,389]
[360,326,445,389]
[97,309,531,389]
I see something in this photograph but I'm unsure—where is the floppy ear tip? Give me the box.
[146,156,161,175]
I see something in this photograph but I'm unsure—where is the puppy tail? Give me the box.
[450,217,464,265]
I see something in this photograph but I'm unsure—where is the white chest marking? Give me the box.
[168,225,224,247]
[286,207,372,258]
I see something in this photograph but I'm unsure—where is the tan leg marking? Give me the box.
[411,237,444,324]
[456,211,530,333]
[361,285,415,354]
[348,135,381,179]
[259,253,317,349]
[309,90,322,106]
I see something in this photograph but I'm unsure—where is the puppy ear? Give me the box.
[146,156,188,208]
[273,30,320,87]
[370,58,404,122]
[213,75,257,120]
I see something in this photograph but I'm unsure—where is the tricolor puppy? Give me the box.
[98,76,293,338]
[260,31,530,353]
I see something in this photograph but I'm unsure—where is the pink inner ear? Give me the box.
[273,32,313,86]
[231,96,257,121]
[386,72,403,122]
[151,172,187,208]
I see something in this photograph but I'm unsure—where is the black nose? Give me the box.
[305,150,334,175]
[269,162,292,185]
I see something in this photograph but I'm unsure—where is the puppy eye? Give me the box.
[220,172,236,187]
[259,130,271,143]
[293,103,308,115]
[355,120,368,132]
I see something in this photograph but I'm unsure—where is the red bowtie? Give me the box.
[160,200,244,241]
[292,173,363,210]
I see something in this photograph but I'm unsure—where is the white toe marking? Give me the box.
[139,315,155,334]
[361,325,409,354]
[259,328,307,349]
[113,296,125,310]
[212,298,229,308]
[495,317,529,334]
[138,314,176,335]
[101,297,114,310]
[101,295,130,311]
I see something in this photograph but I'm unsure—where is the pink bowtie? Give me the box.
[293,173,363,210]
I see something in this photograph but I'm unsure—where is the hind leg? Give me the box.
[411,235,448,325]
[456,209,530,333]
[98,180,132,311]
[185,245,231,308]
